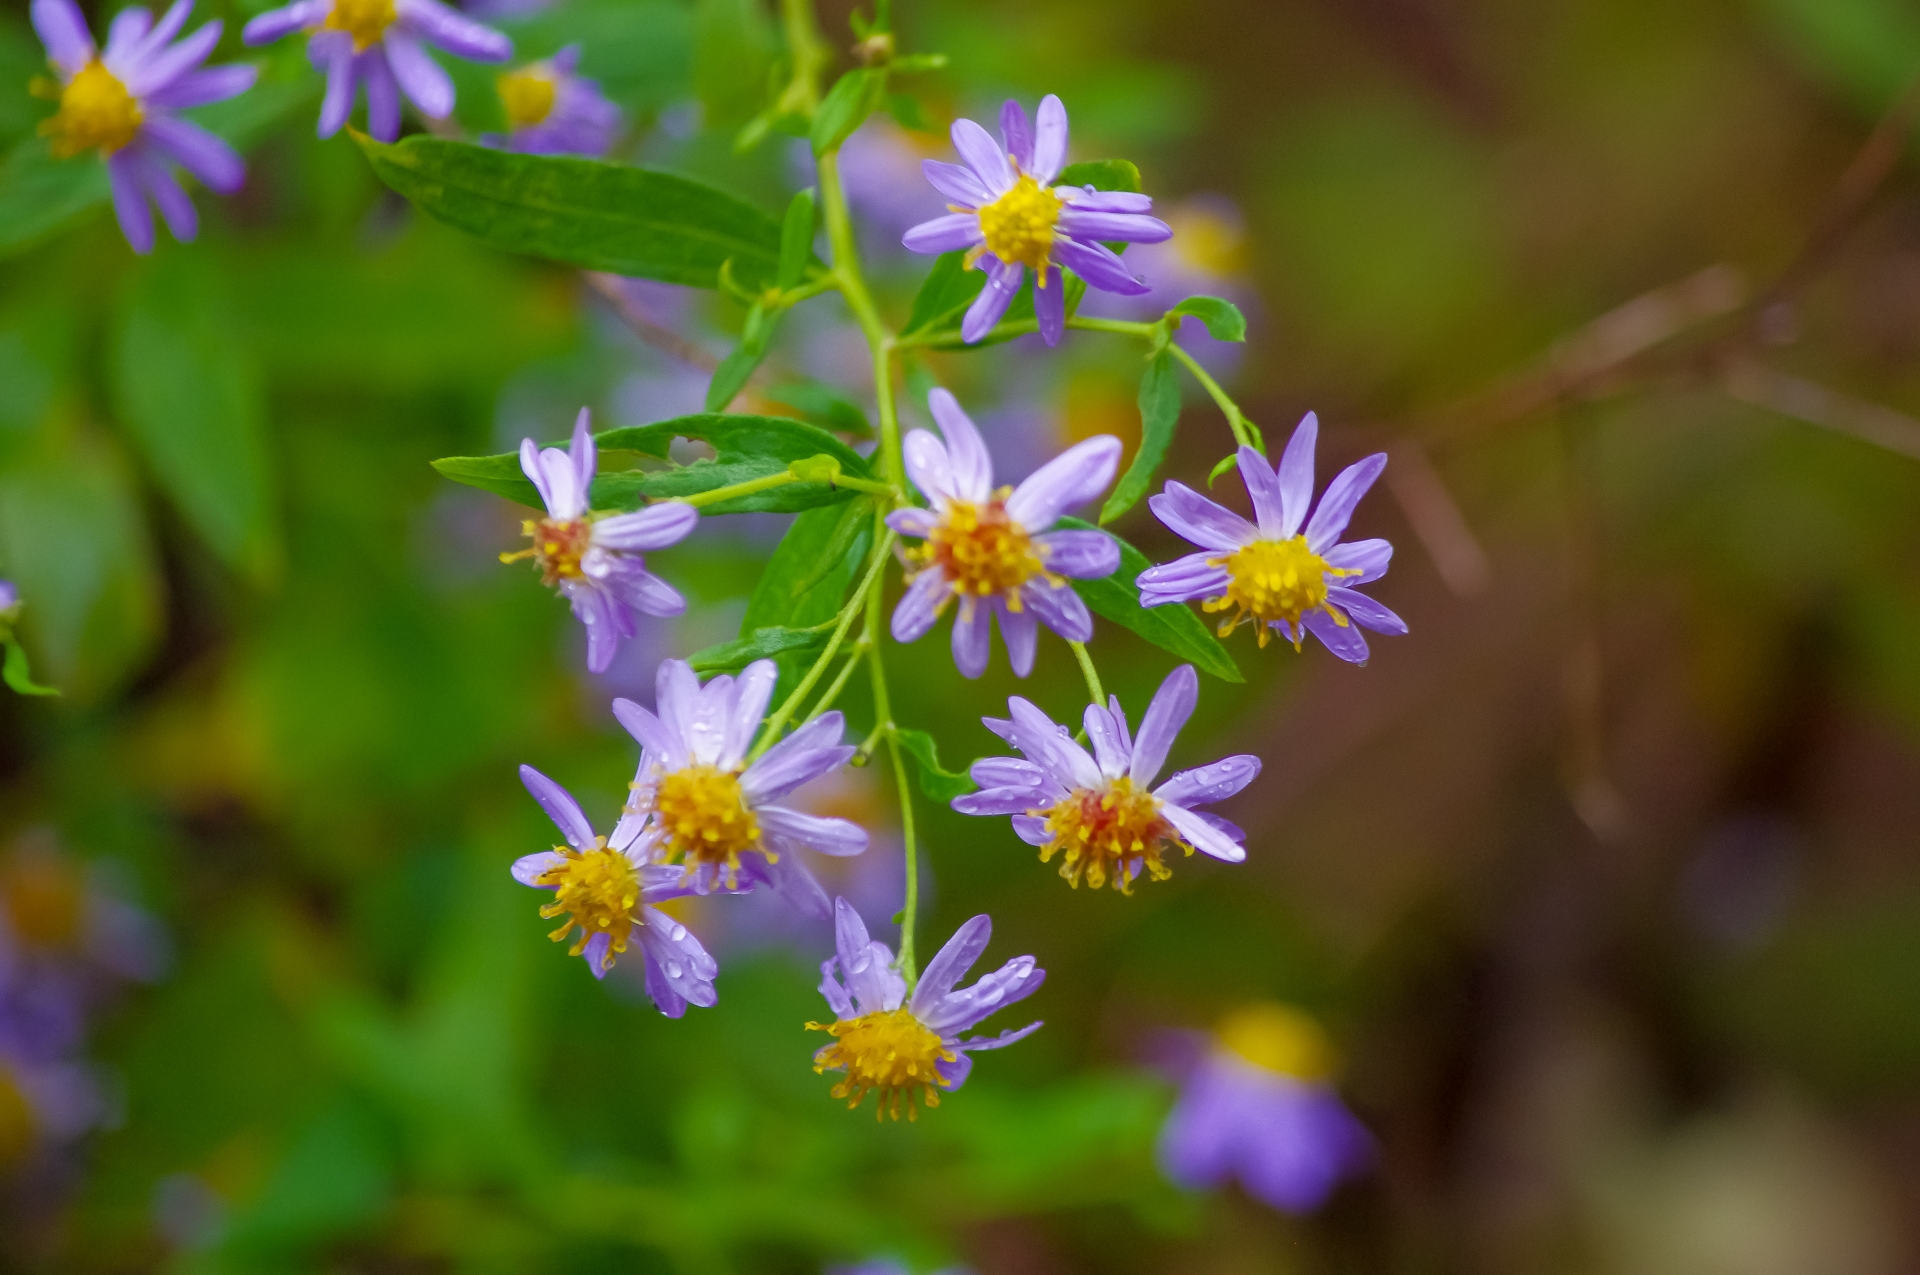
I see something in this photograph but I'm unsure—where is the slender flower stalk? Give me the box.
[511,765,719,1015]
[242,0,509,141]
[902,95,1172,344]
[483,45,620,157]
[954,665,1258,892]
[1137,413,1406,663]
[500,408,698,675]
[31,0,257,253]
[809,899,1042,1121]
[888,389,1121,679]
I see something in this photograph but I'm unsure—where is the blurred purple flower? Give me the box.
[31,0,257,253]
[0,580,16,614]
[809,899,1042,1121]
[902,95,1171,344]
[512,764,719,1015]
[0,1053,107,1171]
[955,664,1256,891]
[888,389,1120,678]
[793,118,949,255]
[483,46,620,157]
[1159,1004,1371,1213]
[1077,195,1259,376]
[502,407,698,675]
[242,0,509,142]
[614,658,867,919]
[1137,413,1405,663]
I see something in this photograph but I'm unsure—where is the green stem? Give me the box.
[778,0,827,116]
[818,150,904,487]
[865,563,920,983]
[1168,341,1259,452]
[1068,640,1106,706]
[889,314,1157,351]
[676,471,800,508]
[805,628,869,722]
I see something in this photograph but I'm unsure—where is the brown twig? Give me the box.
[1719,358,1920,463]
[583,272,722,373]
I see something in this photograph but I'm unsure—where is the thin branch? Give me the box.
[583,272,722,373]
[1720,357,1920,463]
[1383,440,1492,596]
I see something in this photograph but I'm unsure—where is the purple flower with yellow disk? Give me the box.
[954,665,1258,892]
[614,658,867,918]
[485,45,620,157]
[1137,413,1405,663]
[31,0,257,254]
[902,95,1172,344]
[512,765,719,1015]
[500,408,698,675]
[242,0,508,142]
[888,389,1120,679]
[808,899,1042,1122]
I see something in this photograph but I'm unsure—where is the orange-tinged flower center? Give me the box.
[974,172,1062,274]
[497,66,558,128]
[644,765,766,880]
[1215,1003,1337,1081]
[808,1007,955,1122]
[324,0,397,50]
[501,516,591,586]
[42,61,143,158]
[533,840,640,971]
[1034,776,1186,893]
[2,854,86,950]
[910,493,1052,609]
[1205,535,1355,648]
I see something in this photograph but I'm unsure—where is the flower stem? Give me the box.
[748,530,895,760]
[865,570,920,984]
[804,627,870,722]
[1068,640,1106,706]
[1167,341,1261,453]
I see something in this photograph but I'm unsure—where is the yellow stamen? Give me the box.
[1203,535,1357,649]
[1215,1004,1337,1081]
[907,490,1055,617]
[975,171,1062,274]
[808,1008,955,1122]
[497,66,557,129]
[499,516,592,586]
[1034,776,1187,894]
[40,61,143,159]
[324,0,397,50]
[532,839,640,973]
[636,765,767,885]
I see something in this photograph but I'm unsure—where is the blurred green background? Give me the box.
[7,0,1920,1269]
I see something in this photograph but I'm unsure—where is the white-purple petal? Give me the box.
[1237,445,1286,540]
[910,913,991,1016]
[1161,800,1246,862]
[34,0,96,74]
[107,152,154,254]
[926,388,994,502]
[1324,537,1391,585]
[1057,209,1172,243]
[136,151,197,241]
[951,602,992,679]
[960,258,1023,344]
[1007,697,1101,790]
[1154,754,1260,808]
[120,16,219,97]
[1011,813,1050,846]
[141,115,244,193]
[1034,528,1119,579]
[1035,266,1066,346]
[890,566,950,644]
[1031,93,1068,182]
[313,32,357,137]
[1305,453,1388,553]
[950,116,1012,195]
[902,212,983,255]
[510,850,565,887]
[1274,411,1318,538]
[1327,587,1406,636]
[519,763,596,849]
[1005,434,1120,530]
[718,659,776,770]
[1018,579,1092,644]
[243,0,323,44]
[1129,663,1196,788]
[997,599,1038,677]
[613,697,684,768]
[1301,608,1369,664]
[901,427,958,506]
[1053,235,1149,296]
[385,29,453,116]
[143,61,258,110]
[951,786,1052,817]
[885,506,938,539]
[922,158,992,207]
[592,501,696,552]
[739,711,851,803]
[395,0,510,60]
[1083,701,1129,779]
[1137,550,1231,606]
[998,98,1034,174]
[758,805,867,857]
[1148,482,1257,552]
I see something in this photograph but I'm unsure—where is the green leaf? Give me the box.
[1056,158,1143,194]
[894,728,977,801]
[1207,452,1240,486]
[1055,516,1242,683]
[1169,296,1247,342]
[2,639,57,696]
[812,68,887,155]
[111,252,279,581]
[765,380,873,437]
[776,187,816,290]
[432,414,874,514]
[887,91,932,133]
[1100,351,1180,525]
[353,134,792,289]
[687,624,828,674]
[741,500,873,693]
[704,302,778,411]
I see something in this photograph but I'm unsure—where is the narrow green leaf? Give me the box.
[901,250,977,337]
[1169,296,1247,342]
[704,303,778,411]
[1100,350,1180,525]
[1056,158,1143,194]
[432,414,874,514]
[887,91,932,133]
[354,134,793,289]
[3,639,58,696]
[687,624,827,674]
[1055,516,1242,683]
[742,500,873,695]
[895,728,977,801]
[812,68,886,155]
[1207,452,1240,486]
[777,187,816,290]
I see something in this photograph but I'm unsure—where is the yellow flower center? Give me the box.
[1215,1004,1337,1081]
[1204,535,1355,648]
[41,61,143,159]
[808,1007,955,1122]
[324,0,397,51]
[1035,776,1187,893]
[500,516,591,586]
[909,493,1054,611]
[497,67,558,129]
[0,1067,33,1168]
[533,840,640,972]
[974,172,1062,274]
[2,854,85,950]
[645,765,766,880]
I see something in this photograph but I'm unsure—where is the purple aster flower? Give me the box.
[0,1052,106,1170]
[614,658,868,919]
[1159,1004,1371,1213]
[953,664,1257,892]
[1136,413,1406,664]
[809,898,1042,1122]
[887,389,1121,679]
[512,764,718,1015]
[483,45,620,157]
[901,95,1172,345]
[500,408,698,675]
[241,0,509,143]
[0,581,16,614]
[30,0,257,254]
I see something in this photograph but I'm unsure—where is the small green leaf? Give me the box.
[1055,516,1242,683]
[812,68,887,155]
[687,625,827,674]
[704,302,777,411]
[1100,350,1180,525]
[776,187,816,290]
[354,134,795,289]
[887,91,932,132]
[894,728,977,801]
[1169,296,1247,343]
[2,639,58,696]
[765,380,873,437]
[1208,453,1240,486]
[742,500,873,694]
[432,414,874,514]
[1056,158,1143,194]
